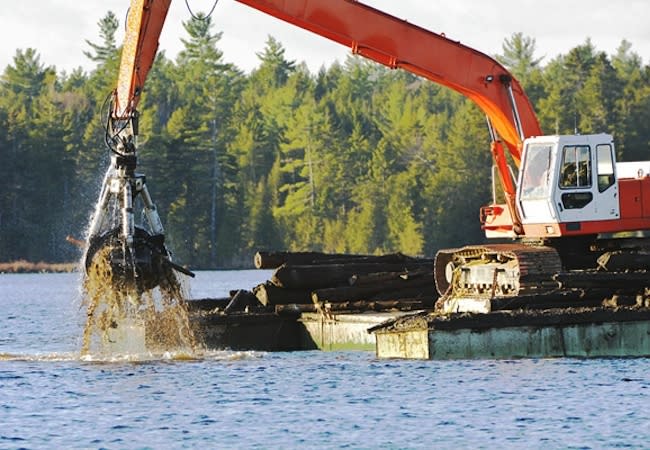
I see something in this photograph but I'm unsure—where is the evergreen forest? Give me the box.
[1,12,649,268]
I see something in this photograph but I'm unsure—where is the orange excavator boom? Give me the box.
[114,0,542,166]
[236,0,541,165]
[114,0,172,119]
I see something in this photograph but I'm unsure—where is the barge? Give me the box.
[370,306,650,359]
[185,251,650,360]
[186,251,433,352]
[190,307,406,352]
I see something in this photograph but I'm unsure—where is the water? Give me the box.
[2,272,650,448]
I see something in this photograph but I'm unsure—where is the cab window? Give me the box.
[596,144,615,192]
[520,143,553,200]
[559,145,591,189]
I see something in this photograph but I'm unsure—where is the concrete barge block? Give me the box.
[191,309,415,352]
[372,307,650,360]
[192,313,302,351]
[427,321,650,359]
[299,312,404,351]
[372,329,430,359]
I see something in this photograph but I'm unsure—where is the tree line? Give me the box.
[1,12,648,268]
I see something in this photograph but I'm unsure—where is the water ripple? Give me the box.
[3,273,650,448]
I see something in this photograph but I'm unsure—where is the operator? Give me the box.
[521,150,551,199]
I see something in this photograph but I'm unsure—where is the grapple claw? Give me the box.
[84,226,178,292]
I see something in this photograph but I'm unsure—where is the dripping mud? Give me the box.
[81,247,198,358]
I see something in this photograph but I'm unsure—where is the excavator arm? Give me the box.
[90,0,543,290]
[84,0,182,292]
[114,0,541,161]
[236,0,541,164]
[236,0,542,233]
[114,0,171,120]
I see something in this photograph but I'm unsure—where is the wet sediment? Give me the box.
[81,247,196,356]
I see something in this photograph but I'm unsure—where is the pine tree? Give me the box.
[161,13,243,267]
[253,36,296,88]
[575,52,621,134]
[84,11,120,63]
[497,33,544,83]
[611,40,648,161]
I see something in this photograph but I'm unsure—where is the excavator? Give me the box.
[84,0,650,312]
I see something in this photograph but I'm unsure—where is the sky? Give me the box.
[1,0,649,75]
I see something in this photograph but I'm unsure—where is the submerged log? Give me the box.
[272,261,433,289]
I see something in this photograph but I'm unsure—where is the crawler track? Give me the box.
[434,243,563,299]
[434,239,650,313]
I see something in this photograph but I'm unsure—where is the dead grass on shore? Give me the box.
[0,260,78,273]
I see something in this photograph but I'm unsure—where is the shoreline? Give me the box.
[0,260,79,274]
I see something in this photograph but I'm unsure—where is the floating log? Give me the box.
[349,268,431,286]
[252,282,313,306]
[272,261,433,289]
[224,290,260,314]
[311,277,433,303]
[255,251,430,269]
[276,299,431,315]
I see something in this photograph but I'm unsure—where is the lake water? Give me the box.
[2,271,650,449]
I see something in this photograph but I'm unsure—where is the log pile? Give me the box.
[252,251,437,315]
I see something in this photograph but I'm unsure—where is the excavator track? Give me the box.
[434,243,563,313]
[434,239,650,314]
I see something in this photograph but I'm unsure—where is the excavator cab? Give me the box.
[515,134,620,238]
[482,133,650,240]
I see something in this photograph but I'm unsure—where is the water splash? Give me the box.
[80,246,198,358]
[0,350,263,363]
